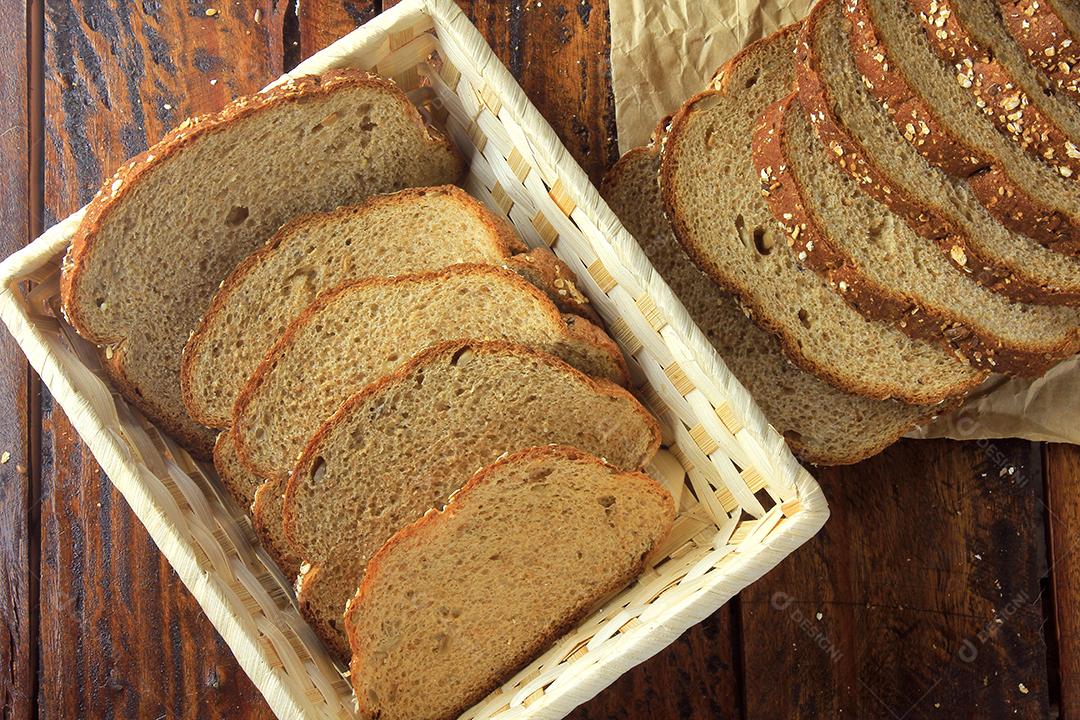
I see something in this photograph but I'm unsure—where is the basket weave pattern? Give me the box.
[0,1,828,718]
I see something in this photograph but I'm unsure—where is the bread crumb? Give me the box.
[0,452,9,464]
[1018,683,1029,694]
[205,7,218,15]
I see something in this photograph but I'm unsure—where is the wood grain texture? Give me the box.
[1046,443,1080,720]
[0,0,35,717]
[741,439,1050,719]
[40,0,284,716]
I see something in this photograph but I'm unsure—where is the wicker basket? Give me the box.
[0,1,828,717]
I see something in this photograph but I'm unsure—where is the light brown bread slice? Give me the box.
[659,25,986,405]
[182,185,596,429]
[602,141,946,465]
[345,445,675,720]
[755,93,1080,375]
[284,340,660,657]
[60,70,464,457]
[846,0,1080,254]
[231,264,628,480]
[999,0,1080,101]
[212,429,261,510]
[911,0,1080,178]
[797,0,1080,305]
[251,479,303,581]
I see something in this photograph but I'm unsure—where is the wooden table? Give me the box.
[1,0,1077,717]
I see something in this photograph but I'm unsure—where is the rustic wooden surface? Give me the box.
[1,0,1075,717]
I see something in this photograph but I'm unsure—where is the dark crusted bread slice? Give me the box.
[345,445,675,720]
[910,0,1080,179]
[231,264,628,480]
[797,0,1080,305]
[659,25,986,404]
[182,185,596,429]
[284,340,660,657]
[999,0,1080,101]
[60,70,464,457]
[601,141,945,465]
[846,0,1080,254]
[755,93,1080,375]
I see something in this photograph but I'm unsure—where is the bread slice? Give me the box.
[251,477,303,581]
[797,0,1080,305]
[754,92,1080,375]
[602,140,946,465]
[60,70,464,457]
[182,185,597,429]
[231,264,628,480]
[212,429,260,510]
[344,445,675,720]
[999,0,1080,101]
[846,0,1080,254]
[659,25,986,405]
[910,0,1080,179]
[284,340,660,657]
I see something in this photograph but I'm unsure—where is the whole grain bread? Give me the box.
[231,264,628,480]
[251,477,303,581]
[602,140,948,465]
[797,0,1080,305]
[999,0,1080,101]
[658,25,986,405]
[910,0,1080,179]
[344,445,675,720]
[754,92,1080,375]
[846,0,1080,254]
[60,70,464,457]
[182,185,597,429]
[284,340,660,657]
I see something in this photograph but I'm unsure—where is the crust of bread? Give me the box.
[845,0,1080,254]
[909,0,1080,178]
[343,444,675,720]
[754,92,1080,375]
[230,265,629,478]
[506,247,601,325]
[251,477,303,581]
[281,338,663,555]
[999,0,1080,101]
[795,3,1080,305]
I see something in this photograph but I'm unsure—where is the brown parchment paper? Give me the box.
[608,0,1079,444]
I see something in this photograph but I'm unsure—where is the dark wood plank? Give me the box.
[298,0,378,58]
[740,439,1050,719]
[40,0,285,716]
[1046,443,1080,720]
[0,0,36,717]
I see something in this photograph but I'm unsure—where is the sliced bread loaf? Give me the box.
[182,185,597,429]
[797,0,1080,305]
[284,340,660,657]
[212,429,260,510]
[231,265,628,480]
[251,478,303,581]
[754,93,1080,374]
[999,0,1080,101]
[846,0,1080,254]
[658,25,986,404]
[60,70,464,457]
[601,140,945,465]
[345,445,675,720]
[910,0,1080,179]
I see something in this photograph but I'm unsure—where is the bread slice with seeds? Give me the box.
[182,185,596,429]
[755,92,1080,375]
[60,70,464,457]
[659,24,986,405]
[910,0,1080,179]
[846,0,1080,254]
[797,0,1080,305]
[345,445,675,720]
[284,340,660,658]
[601,139,945,465]
[999,0,1080,102]
[231,264,627,481]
